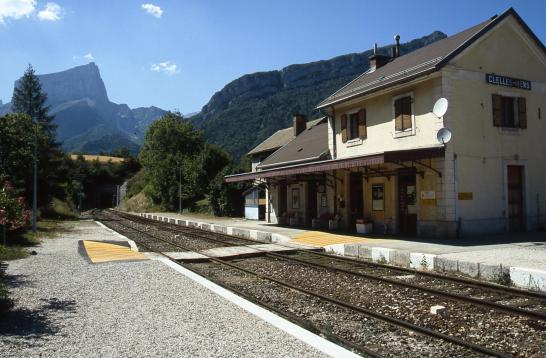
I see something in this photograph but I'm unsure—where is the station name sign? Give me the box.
[486,73,531,90]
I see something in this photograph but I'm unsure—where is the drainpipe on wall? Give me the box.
[454,153,460,238]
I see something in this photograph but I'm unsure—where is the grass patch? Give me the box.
[0,220,66,261]
[42,197,78,220]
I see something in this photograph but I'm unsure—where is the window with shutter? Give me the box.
[358,109,367,140]
[341,114,348,143]
[492,94,503,127]
[518,97,527,129]
[394,96,412,132]
[348,112,359,140]
[492,94,527,129]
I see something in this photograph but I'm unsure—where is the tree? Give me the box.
[10,65,64,207]
[139,112,205,210]
[11,65,55,134]
[209,162,251,217]
[0,114,34,190]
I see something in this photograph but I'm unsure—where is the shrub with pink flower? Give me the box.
[0,181,30,231]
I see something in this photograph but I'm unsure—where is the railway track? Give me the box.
[115,211,546,321]
[95,210,546,357]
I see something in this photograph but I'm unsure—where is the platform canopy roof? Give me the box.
[225,146,445,183]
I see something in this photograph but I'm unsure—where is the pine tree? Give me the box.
[11,65,56,134]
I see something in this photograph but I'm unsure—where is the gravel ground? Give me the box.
[0,221,327,358]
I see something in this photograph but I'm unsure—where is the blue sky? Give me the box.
[0,0,545,113]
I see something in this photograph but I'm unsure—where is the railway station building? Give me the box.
[226,8,546,238]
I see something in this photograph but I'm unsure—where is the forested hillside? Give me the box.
[190,31,447,159]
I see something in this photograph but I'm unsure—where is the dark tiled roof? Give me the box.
[257,119,329,169]
[317,8,543,109]
[247,117,324,156]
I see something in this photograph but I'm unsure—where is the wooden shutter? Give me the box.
[341,114,347,143]
[492,94,503,127]
[358,109,367,139]
[518,97,527,129]
[402,97,412,130]
[394,99,402,131]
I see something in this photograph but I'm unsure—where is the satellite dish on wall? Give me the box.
[433,98,449,118]
[437,127,452,144]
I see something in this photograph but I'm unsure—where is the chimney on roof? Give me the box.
[369,42,391,71]
[394,34,401,58]
[293,114,307,136]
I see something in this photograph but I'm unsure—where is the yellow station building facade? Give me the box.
[227,8,546,238]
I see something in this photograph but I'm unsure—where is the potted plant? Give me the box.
[356,217,373,234]
[329,214,340,230]
[311,215,322,229]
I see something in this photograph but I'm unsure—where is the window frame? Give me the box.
[392,92,415,138]
[494,91,524,129]
[342,108,364,146]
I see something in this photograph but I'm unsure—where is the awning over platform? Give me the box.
[225,146,445,183]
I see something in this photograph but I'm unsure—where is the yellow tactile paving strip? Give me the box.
[291,231,392,247]
[81,240,148,263]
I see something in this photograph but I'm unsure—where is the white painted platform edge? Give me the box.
[155,256,359,358]
[94,221,140,252]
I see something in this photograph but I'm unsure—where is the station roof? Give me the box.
[317,8,545,109]
[257,118,329,169]
[247,117,324,156]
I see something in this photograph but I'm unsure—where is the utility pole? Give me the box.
[178,164,182,214]
[32,119,37,233]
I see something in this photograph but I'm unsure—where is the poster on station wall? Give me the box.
[372,184,384,211]
[420,190,436,205]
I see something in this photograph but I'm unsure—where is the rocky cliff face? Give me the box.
[3,63,166,154]
[25,62,109,106]
[191,31,447,158]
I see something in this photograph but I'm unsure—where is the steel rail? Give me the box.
[116,212,546,321]
[95,214,380,358]
[102,211,512,358]
[126,212,546,301]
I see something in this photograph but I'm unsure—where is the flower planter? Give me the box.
[328,220,338,230]
[356,223,373,234]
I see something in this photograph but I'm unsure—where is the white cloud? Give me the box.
[0,0,36,23]
[73,52,95,62]
[37,2,63,21]
[151,61,178,75]
[141,3,162,18]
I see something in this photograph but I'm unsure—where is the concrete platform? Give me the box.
[134,211,546,291]
[164,243,319,262]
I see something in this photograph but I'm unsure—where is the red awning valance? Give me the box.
[225,146,445,183]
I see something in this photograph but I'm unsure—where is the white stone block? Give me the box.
[325,244,345,255]
[371,247,393,263]
[410,252,436,270]
[226,227,233,235]
[510,267,546,291]
[271,233,291,243]
[430,305,447,315]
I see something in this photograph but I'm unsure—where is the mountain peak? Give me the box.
[15,62,110,106]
